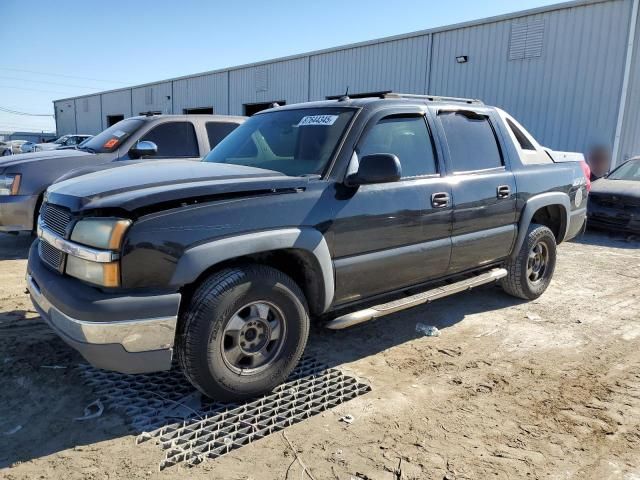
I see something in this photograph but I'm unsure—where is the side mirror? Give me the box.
[346,153,402,186]
[129,140,158,159]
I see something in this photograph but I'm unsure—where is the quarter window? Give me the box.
[140,122,199,158]
[358,115,437,178]
[439,111,502,172]
[506,118,536,151]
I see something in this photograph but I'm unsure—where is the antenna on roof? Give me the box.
[338,86,350,102]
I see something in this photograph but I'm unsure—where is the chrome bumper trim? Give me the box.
[37,221,119,263]
[27,273,177,353]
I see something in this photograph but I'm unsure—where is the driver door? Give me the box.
[330,110,453,305]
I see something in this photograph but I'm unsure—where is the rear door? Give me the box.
[433,107,517,273]
[205,121,241,151]
[331,109,452,305]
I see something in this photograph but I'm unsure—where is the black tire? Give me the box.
[501,223,557,300]
[176,265,310,401]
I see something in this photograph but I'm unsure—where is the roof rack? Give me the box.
[382,92,483,105]
[326,91,483,105]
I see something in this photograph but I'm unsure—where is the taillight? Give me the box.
[580,160,591,192]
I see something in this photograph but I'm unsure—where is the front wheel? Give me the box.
[501,224,557,300]
[176,266,310,401]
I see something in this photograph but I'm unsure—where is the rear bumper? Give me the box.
[0,194,38,232]
[27,242,181,373]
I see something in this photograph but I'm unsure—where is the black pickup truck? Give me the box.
[26,93,589,401]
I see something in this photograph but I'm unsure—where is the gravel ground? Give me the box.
[0,231,639,480]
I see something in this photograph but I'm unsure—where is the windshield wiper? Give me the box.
[79,146,97,154]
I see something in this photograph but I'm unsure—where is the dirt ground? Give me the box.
[0,231,639,480]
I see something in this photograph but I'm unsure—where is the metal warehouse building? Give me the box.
[54,0,639,167]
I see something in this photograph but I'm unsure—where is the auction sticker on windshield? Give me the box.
[298,115,338,126]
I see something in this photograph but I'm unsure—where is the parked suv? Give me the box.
[27,94,589,401]
[0,114,245,233]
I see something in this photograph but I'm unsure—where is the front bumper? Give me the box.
[0,194,39,232]
[587,203,640,234]
[27,242,181,373]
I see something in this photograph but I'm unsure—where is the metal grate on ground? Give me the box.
[77,356,371,470]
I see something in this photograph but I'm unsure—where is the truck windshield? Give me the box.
[607,159,640,181]
[203,107,356,176]
[80,118,145,153]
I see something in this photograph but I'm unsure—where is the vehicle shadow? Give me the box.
[0,284,522,469]
[307,284,523,369]
[0,233,33,260]
[574,229,639,249]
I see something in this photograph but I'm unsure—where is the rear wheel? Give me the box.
[501,224,557,300]
[177,266,309,401]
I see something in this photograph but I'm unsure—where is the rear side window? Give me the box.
[438,111,502,172]
[358,115,437,178]
[140,122,199,158]
[205,122,240,149]
[506,118,535,151]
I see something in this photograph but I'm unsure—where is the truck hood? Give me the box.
[0,148,93,169]
[45,160,309,213]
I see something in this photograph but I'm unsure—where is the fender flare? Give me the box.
[511,192,571,258]
[170,228,334,312]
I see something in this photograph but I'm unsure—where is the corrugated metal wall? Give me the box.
[74,95,102,134]
[228,58,308,115]
[54,100,76,136]
[309,35,431,99]
[56,0,636,161]
[173,72,229,114]
[101,90,132,129]
[619,3,640,162]
[430,0,633,153]
[131,82,173,115]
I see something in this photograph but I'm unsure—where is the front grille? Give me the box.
[40,203,72,237]
[39,239,64,272]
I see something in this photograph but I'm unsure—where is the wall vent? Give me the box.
[509,20,545,60]
[145,87,153,105]
[255,67,268,92]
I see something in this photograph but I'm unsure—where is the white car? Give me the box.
[33,134,92,152]
[3,140,28,154]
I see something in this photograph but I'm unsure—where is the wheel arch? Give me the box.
[512,193,570,259]
[171,228,334,315]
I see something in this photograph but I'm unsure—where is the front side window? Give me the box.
[81,119,144,153]
[140,122,199,158]
[358,115,437,178]
[203,108,356,176]
[439,111,503,172]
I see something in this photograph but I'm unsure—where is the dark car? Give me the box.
[0,114,245,233]
[27,93,589,401]
[587,156,640,234]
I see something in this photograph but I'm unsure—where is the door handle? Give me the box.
[431,192,450,208]
[497,185,510,199]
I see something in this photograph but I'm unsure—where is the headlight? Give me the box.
[66,255,120,287]
[71,218,131,249]
[0,174,21,195]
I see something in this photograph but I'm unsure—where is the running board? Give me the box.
[325,268,507,330]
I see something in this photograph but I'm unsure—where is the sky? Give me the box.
[0,0,559,133]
